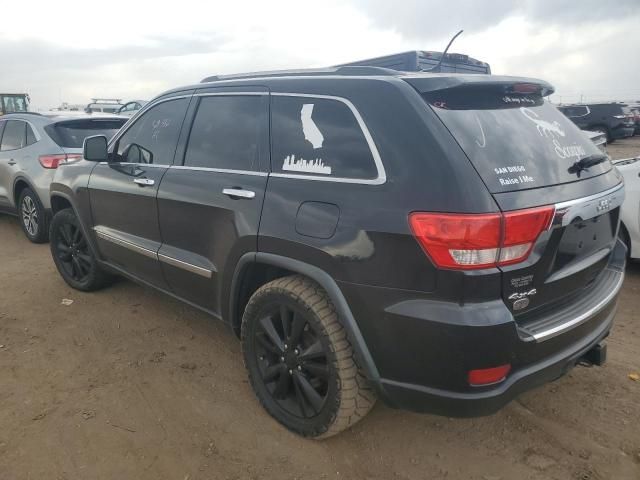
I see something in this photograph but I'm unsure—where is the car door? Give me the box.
[156,89,269,315]
[88,94,192,289]
[0,120,26,211]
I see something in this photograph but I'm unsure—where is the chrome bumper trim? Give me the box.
[532,270,624,341]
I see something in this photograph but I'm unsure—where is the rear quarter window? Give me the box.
[0,120,26,151]
[271,95,378,180]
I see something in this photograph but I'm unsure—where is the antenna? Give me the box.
[423,29,464,73]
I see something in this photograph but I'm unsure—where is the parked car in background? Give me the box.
[85,98,123,114]
[583,130,638,260]
[48,68,625,438]
[51,102,85,112]
[628,104,640,134]
[558,103,635,142]
[612,156,640,260]
[0,113,127,242]
[116,100,148,117]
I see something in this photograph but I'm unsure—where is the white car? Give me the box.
[583,130,639,260]
[613,156,640,260]
[116,100,148,117]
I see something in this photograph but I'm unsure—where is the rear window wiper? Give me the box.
[568,154,608,176]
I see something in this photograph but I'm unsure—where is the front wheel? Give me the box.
[241,275,376,438]
[49,208,113,291]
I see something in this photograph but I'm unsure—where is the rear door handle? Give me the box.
[222,188,255,199]
[8,159,16,166]
[133,178,155,186]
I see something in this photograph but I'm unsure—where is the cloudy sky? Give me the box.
[2,0,639,109]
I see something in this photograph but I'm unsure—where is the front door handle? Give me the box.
[8,159,16,166]
[133,178,155,186]
[222,188,255,199]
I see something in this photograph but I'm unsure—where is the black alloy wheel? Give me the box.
[242,275,376,438]
[54,220,92,284]
[49,208,113,291]
[254,302,329,418]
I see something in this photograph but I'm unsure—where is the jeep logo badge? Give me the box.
[509,288,537,311]
[512,298,530,311]
[597,198,612,213]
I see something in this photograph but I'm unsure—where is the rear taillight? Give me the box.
[38,153,82,169]
[510,83,540,94]
[409,206,554,270]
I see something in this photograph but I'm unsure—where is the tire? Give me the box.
[18,188,49,243]
[241,275,376,438]
[49,208,113,291]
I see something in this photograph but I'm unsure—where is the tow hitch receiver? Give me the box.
[580,342,607,367]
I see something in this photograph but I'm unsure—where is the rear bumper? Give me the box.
[612,126,635,139]
[341,241,626,417]
[379,305,615,416]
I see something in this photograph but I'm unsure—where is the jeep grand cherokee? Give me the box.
[48,67,626,438]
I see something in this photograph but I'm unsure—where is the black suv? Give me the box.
[48,68,626,438]
[558,103,635,142]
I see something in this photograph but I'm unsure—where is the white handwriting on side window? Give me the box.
[151,118,171,141]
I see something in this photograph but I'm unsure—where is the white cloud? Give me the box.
[1,0,639,108]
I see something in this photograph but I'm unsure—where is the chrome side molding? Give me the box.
[94,227,157,260]
[94,226,213,279]
[157,253,213,278]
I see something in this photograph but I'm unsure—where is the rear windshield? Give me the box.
[45,119,126,148]
[422,86,610,193]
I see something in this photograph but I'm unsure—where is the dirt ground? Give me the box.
[1,138,639,480]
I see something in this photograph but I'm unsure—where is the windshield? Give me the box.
[422,86,610,193]
[46,119,126,148]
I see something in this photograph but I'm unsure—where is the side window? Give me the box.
[114,98,189,165]
[26,124,37,145]
[184,95,266,171]
[0,120,26,151]
[271,96,378,179]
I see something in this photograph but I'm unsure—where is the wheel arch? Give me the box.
[228,252,381,386]
[12,176,39,207]
[49,191,102,260]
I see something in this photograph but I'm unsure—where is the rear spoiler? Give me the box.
[403,74,555,97]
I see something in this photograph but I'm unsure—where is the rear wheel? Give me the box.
[49,208,113,291]
[18,188,49,243]
[241,275,376,438]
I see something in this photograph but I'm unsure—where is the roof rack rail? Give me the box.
[90,98,122,103]
[2,111,43,116]
[200,66,398,83]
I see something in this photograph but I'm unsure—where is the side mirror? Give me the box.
[83,135,108,162]
[122,143,153,164]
